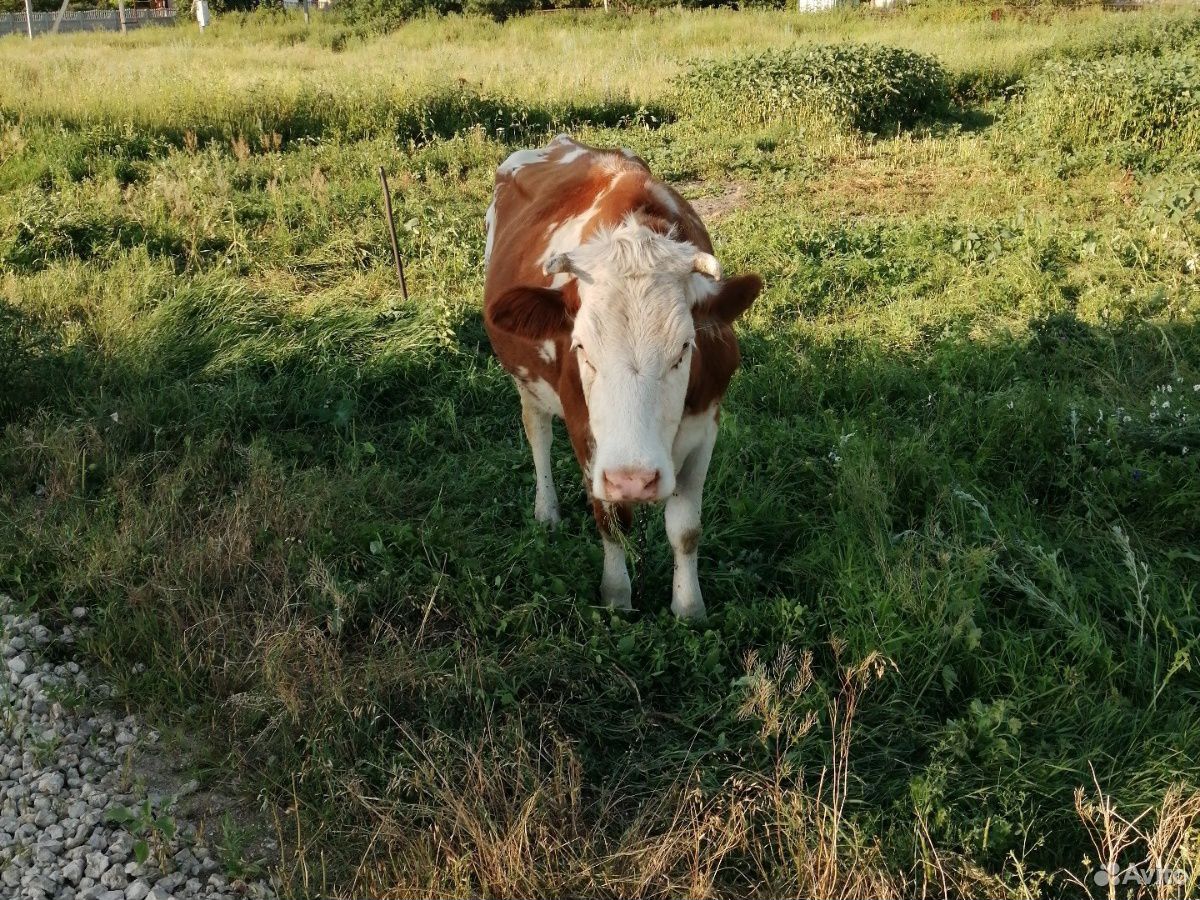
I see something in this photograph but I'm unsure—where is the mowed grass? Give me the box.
[2,4,1200,897]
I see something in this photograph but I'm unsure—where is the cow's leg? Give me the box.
[592,500,632,610]
[665,427,717,621]
[519,386,560,527]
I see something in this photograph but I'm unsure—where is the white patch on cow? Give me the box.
[519,385,560,527]
[600,533,632,610]
[671,405,719,473]
[538,339,557,363]
[665,406,718,620]
[524,378,564,419]
[557,146,588,166]
[650,182,680,216]
[688,271,721,302]
[498,146,551,177]
[516,366,529,379]
[484,196,497,266]
[538,175,623,272]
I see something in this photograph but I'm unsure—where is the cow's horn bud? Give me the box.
[544,253,573,275]
[693,252,722,280]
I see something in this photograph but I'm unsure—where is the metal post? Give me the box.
[378,167,408,301]
[302,0,310,24]
[51,0,70,34]
[23,0,34,39]
[117,0,127,33]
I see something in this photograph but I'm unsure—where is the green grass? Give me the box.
[2,4,1200,898]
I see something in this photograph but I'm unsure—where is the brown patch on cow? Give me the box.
[592,499,634,536]
[685,275,762,414]
[678,527,701,555]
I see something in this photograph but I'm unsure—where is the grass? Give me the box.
[2,3,1200,898]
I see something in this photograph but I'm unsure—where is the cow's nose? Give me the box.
[602,468,661,502]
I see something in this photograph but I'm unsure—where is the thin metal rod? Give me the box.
[24,0,34,39]
[378,166,408,301]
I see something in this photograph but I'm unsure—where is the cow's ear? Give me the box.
[701,274,762,325]
[488,286,574,341]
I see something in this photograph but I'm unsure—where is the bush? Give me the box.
[1017,51,1200,160]
[674,43,950,133]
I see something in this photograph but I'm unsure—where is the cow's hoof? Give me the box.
[671,597,706,621]
[601,580,632,611]
[534,504,561,528]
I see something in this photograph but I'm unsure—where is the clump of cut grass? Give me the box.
[675,44,949,133]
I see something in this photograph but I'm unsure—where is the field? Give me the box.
[2,2,1200,896]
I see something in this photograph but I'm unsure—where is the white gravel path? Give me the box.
[1,596,280,900]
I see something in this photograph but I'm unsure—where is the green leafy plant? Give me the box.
[1016,50,1200,162]
[106,802,179,871]
[675,43,950,132]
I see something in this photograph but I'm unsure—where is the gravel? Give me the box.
[0,596,278,900]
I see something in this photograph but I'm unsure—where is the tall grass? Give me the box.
[1,4,1199,898]
[2,4,1199,140]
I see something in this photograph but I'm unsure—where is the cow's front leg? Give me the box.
[665,430,716,621]
[593,500,632,610]
[519,386,560,527]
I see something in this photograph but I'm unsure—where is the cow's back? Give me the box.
[484,136,712,307]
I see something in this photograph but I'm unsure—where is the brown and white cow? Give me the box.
[483,135,762,619]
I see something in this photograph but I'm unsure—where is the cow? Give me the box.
[483,134,762,620]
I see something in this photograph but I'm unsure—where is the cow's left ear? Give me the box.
[701,274,763,325]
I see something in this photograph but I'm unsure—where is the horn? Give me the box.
[693,252,722,280]
[544,253,573,276]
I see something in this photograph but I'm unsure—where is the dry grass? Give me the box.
[271,644,929,899]
[1067,769,1200,900]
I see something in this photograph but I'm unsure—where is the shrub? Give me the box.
[1017,51,1200,160]
[674,43,950,133]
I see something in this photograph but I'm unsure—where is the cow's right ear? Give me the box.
[488,286,574,341]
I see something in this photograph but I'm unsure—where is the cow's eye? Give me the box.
[573,344,595,373]
[671,343,692,371]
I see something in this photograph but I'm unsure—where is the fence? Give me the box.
[0,6,175,36]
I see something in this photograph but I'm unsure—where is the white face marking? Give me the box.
[538,339,557,363]
[562,218,715,501]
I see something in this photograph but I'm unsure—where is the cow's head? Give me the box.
[489,219,761,503]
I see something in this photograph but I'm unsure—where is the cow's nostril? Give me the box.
[602,468,661,501]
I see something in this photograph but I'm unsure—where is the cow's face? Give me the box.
[568,269,697,502]
[488,221,761,504]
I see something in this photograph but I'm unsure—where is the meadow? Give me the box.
[2,2,1200,896]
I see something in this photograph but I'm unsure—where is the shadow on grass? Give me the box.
[2,296,1198,889]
